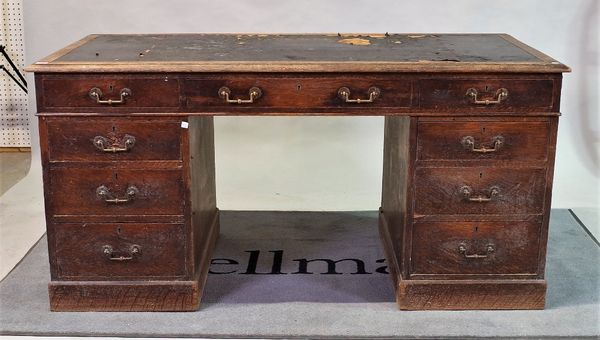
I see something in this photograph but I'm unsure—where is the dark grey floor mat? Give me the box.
[0,209,598,338]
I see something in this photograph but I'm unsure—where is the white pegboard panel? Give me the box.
[0,0,29,147]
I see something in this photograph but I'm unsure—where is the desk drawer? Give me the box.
[38,75,180,110]
[410,220,541,275]
[416,120,551,162]
[52,222,187,280]
[418,78,555,112]
[184,75,412,111]
[44,117,183,162]
[414,167,547,216]
[47,168,185,217]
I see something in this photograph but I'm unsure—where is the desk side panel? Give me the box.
[188,116,218,275]
[381,116,415,278]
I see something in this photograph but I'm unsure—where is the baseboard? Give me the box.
[396,278,546,310]
[49,279,200,312]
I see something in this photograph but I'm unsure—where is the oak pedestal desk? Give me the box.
[26,34,570,312]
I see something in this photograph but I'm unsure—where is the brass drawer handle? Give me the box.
[461,135,504,153]
[466,87,508,105]
[96,185,139,204]
[93,134,136,153]
[338,86,381,103]
[461,185,500,203]
[102,244,141,261]
[218,86,262,104]
[458,243,495,259]
[88,87,132,105]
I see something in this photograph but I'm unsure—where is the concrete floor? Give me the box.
[571,207,600,245]
[0,152,31,196]
[0,151,45,281]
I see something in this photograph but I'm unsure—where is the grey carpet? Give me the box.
[0,209,598,338]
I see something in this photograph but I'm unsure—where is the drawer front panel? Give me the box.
[48,168,185,216]
[52,223,187,279]
[418,78,555,112]
[417,120,550,162]
[45,118,183,162]
[40,75,180,109]
[411,220,540,275]
[184,76,412,110]
[414,167,546,216]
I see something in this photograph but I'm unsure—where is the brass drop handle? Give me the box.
[89,87,132,105]
[103,244,141,261]
[461,185,500,203]
[338,86,381,103]
[96,185,139,204]
[93,135,136,153]
[466,87,508,105]
[461,135,504,153]
[218,86,262,104]
[458,243,495,259]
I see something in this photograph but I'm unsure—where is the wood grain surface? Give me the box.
[45,117,183,162]
[416,119,551,163]
[397,279,546,310]
[49,280,200,312]
[413,167,547,216]
[46,167,186,217]
[51,222,188,280]
[34,73,563,116]
[410,220,541,276]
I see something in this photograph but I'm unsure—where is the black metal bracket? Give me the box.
[0,45,27,93]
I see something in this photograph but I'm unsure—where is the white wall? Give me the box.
[22,0,599,210]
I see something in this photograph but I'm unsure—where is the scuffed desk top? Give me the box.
[26,33,570,73]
